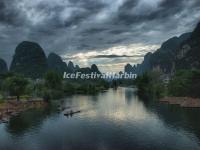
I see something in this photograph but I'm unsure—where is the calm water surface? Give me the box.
[1,87,200,150]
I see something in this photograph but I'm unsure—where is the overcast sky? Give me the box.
[0,0,200,72]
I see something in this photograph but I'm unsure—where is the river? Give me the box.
[0,87,200,150]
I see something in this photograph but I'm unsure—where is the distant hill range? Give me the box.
[76,64,101,74]
[0,58,8,74]
[125,21,200,75]
[47,52,79,74]
[0,41,101,78]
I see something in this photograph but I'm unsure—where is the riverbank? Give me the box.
[160,97,200,108]
[0,99,47,123]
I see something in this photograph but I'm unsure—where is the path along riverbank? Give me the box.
[0,99,47,123]
[160,97,200,108]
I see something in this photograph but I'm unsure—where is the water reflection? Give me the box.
[0,87,200,150]
[6,108,50,136]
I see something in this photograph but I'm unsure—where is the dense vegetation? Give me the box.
[168,70,200,98]
[135,71,166,99]
[0,71,109,102]
[135,69,200,99]
[2,74,28,101]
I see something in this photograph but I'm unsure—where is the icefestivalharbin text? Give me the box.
[63,72,137,79]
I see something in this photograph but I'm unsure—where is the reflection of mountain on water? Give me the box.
[6,106,57,136]
[159,105,200,139]
[141,97,200,140]
[1,88,200,150]
[124,88,138,104]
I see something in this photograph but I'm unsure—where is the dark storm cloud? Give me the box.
[109,29,127,34]
[0,0,23,26]
[118,0,187,23]
[82,28,108,35]
[0,0,200,69]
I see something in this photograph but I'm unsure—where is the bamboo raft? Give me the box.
[64,110,81,116]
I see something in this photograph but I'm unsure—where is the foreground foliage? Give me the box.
[168,70,200,98]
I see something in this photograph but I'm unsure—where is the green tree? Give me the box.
[135,71,165,98]
[44,71,62,90]
[43,71,63,100]
[3,75,28,101]
[168,70,200,98]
